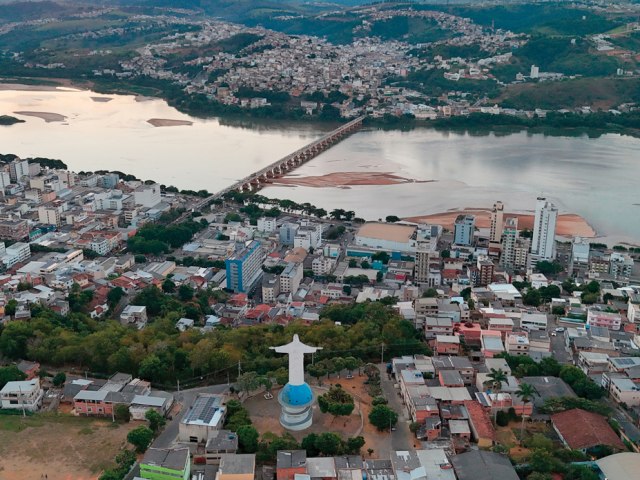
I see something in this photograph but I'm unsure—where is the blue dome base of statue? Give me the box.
[278,382,314,431]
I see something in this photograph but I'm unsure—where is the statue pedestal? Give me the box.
[278,383,314,431]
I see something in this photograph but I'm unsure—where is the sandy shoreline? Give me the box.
[13,110,67,122]
[147,118,193,127]
[273,171,433,188]
[405,208,596,238]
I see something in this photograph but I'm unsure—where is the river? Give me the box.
[1,86,639,242]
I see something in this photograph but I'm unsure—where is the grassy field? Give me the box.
[0,413,138,480]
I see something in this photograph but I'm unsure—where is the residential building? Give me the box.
[454,215,475,246]
[2,242,31,268]
[627,294,640,324]
[9,158,29,183]
[134,183,162,208]
[499,218,518,270]
[257,216,277,233]
[531,197,557,260]
[179,394,226,443]
[415,226,438,285]
[521,312,548,331]
[475,256,494,287]
[279,223,299,246]
[551,408,625,452]
[120,305,148,329]
[0,218,29,241]
[609,378,640,407]
[587,309,622,331]
[452,450,518,480]
[435,335,460,355]
[280,262,303,294]
[570,237,590,276]
[277,450,307,480]
[312,256,333,276]
[262,274,280,303]
[205,430,239,464]
[506,332,529,356]
[609,252,634,278]
[215,454,256,480]
[596,453,640,480]
[0,378,44,412]
[226,241,263,293]
[463,401,496,448]
[489,201,504,244]
[140,448,191,480]
[38,204,64,226]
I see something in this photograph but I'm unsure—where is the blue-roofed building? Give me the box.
[226,240,263,293]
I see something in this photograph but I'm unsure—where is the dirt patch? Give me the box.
[273,172,433,188]
[0,413,137,480]
[405,209,596,238]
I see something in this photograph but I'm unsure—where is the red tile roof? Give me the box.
[551,409,624,451]
[464,400,495,442]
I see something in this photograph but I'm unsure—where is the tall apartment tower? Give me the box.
[531,197,558,261]
[454,215,475,246]
[489,201,504,244]
[500,218,518,269]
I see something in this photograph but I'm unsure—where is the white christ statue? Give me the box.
[271,334,321,386]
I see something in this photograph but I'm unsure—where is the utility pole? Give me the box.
[238,361,242,378]
[177,379,180,393]
[381,343,385,364]
[18,384,26,418]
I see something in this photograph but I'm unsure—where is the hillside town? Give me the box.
[5,4,640,120]
[1,154,640,479]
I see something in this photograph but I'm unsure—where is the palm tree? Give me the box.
[515,383,539,445]
[484,368,508,392]
[483,368,508,422]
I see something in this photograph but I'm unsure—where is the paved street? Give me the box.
[153,383,230,449]
[378,365,413,457]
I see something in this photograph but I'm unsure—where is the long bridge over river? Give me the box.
[172,116,365,223]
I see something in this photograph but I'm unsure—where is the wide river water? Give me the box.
[1,86,639,242]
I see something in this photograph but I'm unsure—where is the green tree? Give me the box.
[237,425,259,453]
[484,368,508,392]
[52,372,66,387]
[0,366,26,389]
[178,284,194,301]
[523,288,541,307]
[114,404,131,423]
[301,433,320,457]
[318,385,355,419]
[236,371,262,396]
[515,383,538,444]
[138,354,167,383]
[385,216,400,223]
[145,409,166,433]
[107,287,125,308]
[315,432,344,455]
[162,279,176,293]
[422,288,438,298]
[345,436,365,454]
[528,449,558,474]
[127,425,154,453]
[368,404,398,431]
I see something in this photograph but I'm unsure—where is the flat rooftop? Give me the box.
[357,223,416,243]
[142,448,189,471]
[181,394,224,427]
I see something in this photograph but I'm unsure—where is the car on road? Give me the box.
[555,327,565,332]
[551,332,557,336]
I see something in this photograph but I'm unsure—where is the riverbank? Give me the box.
[3,75,640,139]
[405,209,597,239]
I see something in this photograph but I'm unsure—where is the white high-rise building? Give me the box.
[490,201,504,244]
[531,197,558,261]
[500,218,518,269]
[530,65,539,79]
[9,159,29,183]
